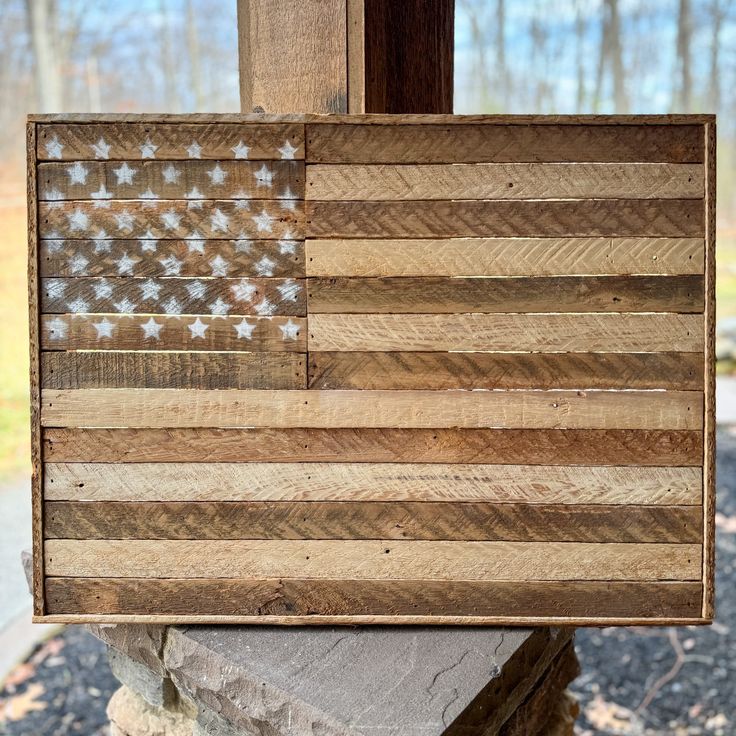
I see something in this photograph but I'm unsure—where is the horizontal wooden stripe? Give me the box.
[42,277,306,317]
[42,428,704,466]
[40,200,303,240]
[305,124,705,163]
[40,389,703,430]
[44,501,702,543]
[37,123,305,160]
[44,578,704,618]
[41,239,305,278]
[41,352,306,389]
[308,313,704,352]
[41,314,306,352]
[44,539,702,580]
[307,352,704,390]
[305,237,705,277]
[307,163,704,200]
[307,275,704,314]
[44,463,701,504]
[39,160,304,200]
[306,200,703,238]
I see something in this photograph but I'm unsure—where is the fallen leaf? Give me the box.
[715,512,736,533]
[584,694,639,733]
[0,683,47,723]
[1,662,36,691]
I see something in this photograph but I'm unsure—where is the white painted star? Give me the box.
[90,137,111,159]
[114,210,135,233]
[141,317,163,340]
[233,198,251,211]
[187,317,208,339]
[231,141,250,159]
[93,237,112,253]
[161,164,181,184]
[277,279,300,302]
[234,318,256,339]
[45,316,67,339]
[186,141,202,159]
[279,188,297,210]
[67,208,89,232]
[162,296,183,314]
[93,317,115,339]
[91,184,113,200]
[208,297,231,315]
[68,252,89,275]
[44,188,64,201]
[139,231,159,252]
[209,254,230,277]
[93,279,113,299]
[139,188,159,199]
[159,255,183,276]
[185,280,207,300]
[67,297,89,313]
[252,209,275,233]
[44,233,65,253]
[279,318,300,340]
[254,297,276,315]
[113,297,136,313]
[187,232,206,254]
[66,162,89,185]
[278,238,296,255]
[254,256,276,276]
[207,163,228,185]
[139,137,158,158]
[93,199,111,210]
[115,252,137,275]
[210,208,230,233]
[113,162,137,185]
[139,279,161,301]
[44,135,64,159]
[46,279,66,299]
[278,140,299,159]
[231,278,256,302]
[185,186,204,200]
[161,208,182,231]
[234,236,252,253]
[254,164,274,188]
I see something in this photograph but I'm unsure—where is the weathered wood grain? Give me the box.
[305,123,705,163]
[41,239,305,278]
[37,123,305,160]
[41,277,306,316]
[40,388,703,430]
[40,200,303,240]
[308,313,703,352]
[307,352,704,390]
[307,163,704,200]
[43,463,701,504]
[44,501,702,543]
[307,275,704,313]
[305,237,705,277]
[41,352,306,389]
[306,199,704,238]
[41,314,306,352]
[43,539,702,580]
[44,578,704,618]
[42,428,704,466]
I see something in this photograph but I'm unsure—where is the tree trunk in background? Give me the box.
[675,0,692,111]
[186,0,205,111]
[495,0,507,108]
[26,0,63,111]
[575,0,586,111]
[159,0,180,112]
[707,0,723,112]
[608,0,627,113]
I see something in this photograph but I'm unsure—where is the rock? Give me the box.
[107,686,193,736]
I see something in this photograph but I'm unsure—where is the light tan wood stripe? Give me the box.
[40,200,303,240]
[40,314,306,352]
[43,462,701,504]
[307,163,704,200]
[308,313,703,353]
[44,539,702,581]
[40,389,703,430]
[305,238,704,277]
[37,123,305,160]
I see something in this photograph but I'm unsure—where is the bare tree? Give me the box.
[186,0,204,111]
[674,0,693,111]
[574,0,586,111]
[495,0,508,109]
[25,0,62,111]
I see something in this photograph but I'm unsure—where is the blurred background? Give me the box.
[1,1,735,734]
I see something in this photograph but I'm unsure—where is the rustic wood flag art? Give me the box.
[27,113,715,625]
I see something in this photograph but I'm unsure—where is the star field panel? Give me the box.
[29,114,715,625]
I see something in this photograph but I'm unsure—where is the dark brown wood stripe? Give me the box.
[44,578,704,618]
[44,501,702,543]
[305,124,705,164]
[308,352,704,391]
[42,428,704,466]
[306,199,704,238]
[42,352,307,390]
[307,275,704,314]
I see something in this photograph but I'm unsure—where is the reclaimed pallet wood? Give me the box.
[28,114,715,625]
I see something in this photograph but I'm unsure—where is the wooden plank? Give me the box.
[40,200,303,240]
[41,239,305,278]
[44,578,704,618]
[307,163,704,200]
[37,122,305,160]
[42,428,704,467]
[305,123,705,163]
[307,275,704,314]
[307,352,704,390]
[305,237,705,277]
[44,501,702,543]
[41,277,306,317]
[41,352,307,389]
[38,160,304,201]
[40,388,703,430]
[40,314,306,352]
[43,539,703,580]
[306,199,704,238]
[308,313,703,352]
[43,463,701,504]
